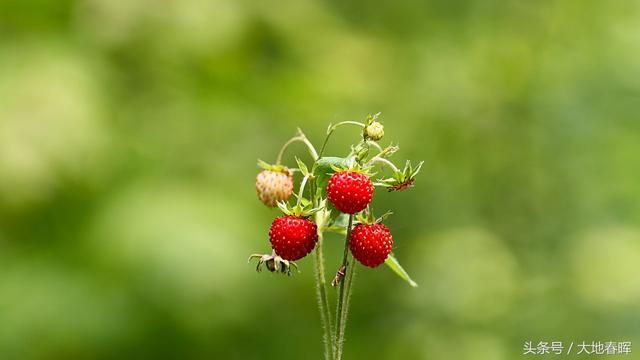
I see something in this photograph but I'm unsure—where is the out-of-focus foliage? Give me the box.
[1,0,639,359]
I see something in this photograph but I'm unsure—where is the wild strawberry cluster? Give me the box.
[249,114,422,360]
[250,114,422,273]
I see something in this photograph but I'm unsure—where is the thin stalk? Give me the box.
[313,122,361,359]
[311,128,332,360]
[314,230,333,360]
[309,170,333,360]
[276,130,318,165]
[334,215,354,359]
[368,156,400,172]
[366,140,384,153]
[336,254,356,359]
[345,140,365,160]
[295,175,309,209]
[319,121,365,159]
[302,136,320,161]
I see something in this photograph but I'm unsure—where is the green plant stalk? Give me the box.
[369,156,400,172]
[303,124,362,360]
[270,120,414,360]
[319,121,365,159]
[314,230,333,360]
[276,130,319,165]
[295,174,310,212]
[311,174,334,360]
[334,214,354,360]
[337,254,356,360]
[285,129,331,359]
[289,128,334,360]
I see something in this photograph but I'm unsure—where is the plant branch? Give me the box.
[319,121,365,159]
[276,129,319,165]
[314,229,333,360]
[334,214,354,359]
[309,168,333,360]
[367,140,384,152]
[296,174,309,208]
[336,254,356,360]
[368,156,400,172]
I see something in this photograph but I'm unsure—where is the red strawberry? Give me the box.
[256,169,294,208]
[269,216,318,261]
[349,223,393,268]
[326,171,374,214]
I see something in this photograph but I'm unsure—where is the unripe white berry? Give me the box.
[365,121,384,141]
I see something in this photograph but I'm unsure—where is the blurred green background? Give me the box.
[1,0,640,359]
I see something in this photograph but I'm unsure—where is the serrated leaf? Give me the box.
[322,213,350,235]
[385,253,418,287]
[313,157,351,194]
[374,178,395,187]
[376,210,393,223]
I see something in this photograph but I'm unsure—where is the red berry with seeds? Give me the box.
[326,171,374,214]
[349,223,393,268]
[269,216,318,261]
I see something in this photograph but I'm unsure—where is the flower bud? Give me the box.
[365,121,384,141]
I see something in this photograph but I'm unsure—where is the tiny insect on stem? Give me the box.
[331,264,347,287]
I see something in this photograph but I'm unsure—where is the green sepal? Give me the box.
[276,200,292,215]
[276,199,323,218]
[355,209,392,225]
[374,160,424,192]
[295,157,310,177]
[375,210,393,223]
[326,159,375,178]
[364,112,382,126]
[385,253,418,287]
[257,159,290,174]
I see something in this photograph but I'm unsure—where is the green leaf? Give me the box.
[313,156,351,194]
[295,157,309,176]
[324,225,347,235]
[322,213,350,235]
[385,253,418,287]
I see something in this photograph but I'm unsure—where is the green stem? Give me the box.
[334,214,354,359]
[337,254,356,359]
[313,123,361,359]
[276,130,319,165]
[369,156,400,172]
[367,140,384,153]
[309,171,333,360]
[335,121,366,129]
[319,121,365,159]
[296,175,309,209]
[314,230,333,360]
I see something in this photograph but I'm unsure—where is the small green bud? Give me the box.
[354,142,369,163]
[365,121,384,141]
